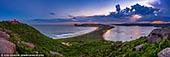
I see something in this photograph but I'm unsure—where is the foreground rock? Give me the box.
[0,38,16,53]
[61,42,72,47]
[50,51,63,56]
[158,48,170,57]
[21,41,35,48]
[147,28,170,43]
[134,44,143,51]
[0,31,10,40]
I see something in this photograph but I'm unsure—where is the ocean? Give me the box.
[31,25,97,39]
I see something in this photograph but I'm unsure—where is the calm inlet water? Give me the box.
[104,26,160,42]
[31,25,97,39]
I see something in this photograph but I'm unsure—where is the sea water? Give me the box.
[31,25,97,39]
[104,26,160,42]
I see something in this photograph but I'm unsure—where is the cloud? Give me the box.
[149,0,170,12]
[30,3,170,24]
[31,19,72,23]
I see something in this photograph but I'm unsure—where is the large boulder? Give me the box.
[21,41,35,48]
[0,31,10,40]
[0,38,16,54]
[147,28,170,43]
[158,48,170,57]
[147,34,162,44]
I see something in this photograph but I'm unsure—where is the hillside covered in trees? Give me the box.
[0,21,170,57]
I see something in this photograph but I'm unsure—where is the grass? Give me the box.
[0,21,170,57]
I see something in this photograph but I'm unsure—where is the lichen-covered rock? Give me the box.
[34,51,39,54]
[5,29,12,33]
[0,38,16,53]
[134,44,143,51]
[147,28,170,43]
[50,51,63,56]
[158,48,170,57]
[21,41,35,48]
[147,34,162,44]
[0,31,10,40]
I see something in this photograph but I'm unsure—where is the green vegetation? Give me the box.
[0,21,170,57]
[0,21,61,57]
[16,44,33,54]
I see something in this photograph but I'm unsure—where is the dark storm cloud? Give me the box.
[32,19,72,23]
[32,3,160,23]
[50,13,55,15]
[149,0,170,11]
[31,1,170,23]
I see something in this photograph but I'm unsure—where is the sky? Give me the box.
[0,0,153,21]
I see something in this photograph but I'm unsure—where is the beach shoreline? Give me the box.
[57,24,114,41]
[52,27,99,39]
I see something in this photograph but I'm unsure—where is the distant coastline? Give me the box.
[112,23,170,27]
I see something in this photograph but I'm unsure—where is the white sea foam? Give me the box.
[51,27,97,39]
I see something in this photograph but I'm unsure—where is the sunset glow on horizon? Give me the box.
[152,21,164,24]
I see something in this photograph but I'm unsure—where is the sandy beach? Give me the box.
[52,27,99,39]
